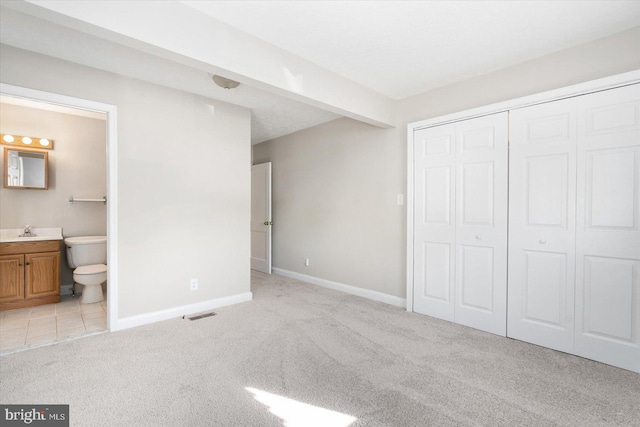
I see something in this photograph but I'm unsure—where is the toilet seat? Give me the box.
[74,264,107,275]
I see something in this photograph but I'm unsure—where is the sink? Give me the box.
[0,227,63,243]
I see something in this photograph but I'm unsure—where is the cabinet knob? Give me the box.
[475,234,482,240]
[539,239,547,244]
[25,262,31,266]
[19,263,23,266]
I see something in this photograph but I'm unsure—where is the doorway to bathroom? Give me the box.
[0,83,118,354]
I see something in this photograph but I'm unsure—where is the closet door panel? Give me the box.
[575,84,640,373]
[584,147,638,233]
[459,245,494,311]
[526,154,569,227]
[413,124,456,321]
[455,113,508,336]
[508,98,577,352]
[521,251,567,327]
[460,161,494,225]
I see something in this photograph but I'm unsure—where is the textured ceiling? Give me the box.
[183,0,640,99]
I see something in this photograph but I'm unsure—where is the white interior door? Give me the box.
[454,113,508,336]
[507,98,577,353]
[251,162,272,274]
[413,123,456,321]
[574,84,640,372]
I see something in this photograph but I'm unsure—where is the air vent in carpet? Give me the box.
[184,312,217,321]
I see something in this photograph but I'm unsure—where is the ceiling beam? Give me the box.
[9,0,395,128]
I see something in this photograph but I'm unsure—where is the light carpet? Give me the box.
[1,271,639,426]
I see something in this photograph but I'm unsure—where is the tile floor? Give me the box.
[0,292,107,354]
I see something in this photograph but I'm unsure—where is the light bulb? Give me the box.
[39,139,50,146]
[22,137,32,144]
[3,134,14,143]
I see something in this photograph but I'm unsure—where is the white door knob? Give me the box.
[475,234,482,240]
[539,238,547,244]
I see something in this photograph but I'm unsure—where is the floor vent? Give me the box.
[184,312,217,321]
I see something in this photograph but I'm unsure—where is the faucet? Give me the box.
[19,225,35,237]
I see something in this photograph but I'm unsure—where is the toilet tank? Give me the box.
[65,236,107,268]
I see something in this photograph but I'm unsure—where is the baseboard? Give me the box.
[272,268,406,308]
[112,292,253,331]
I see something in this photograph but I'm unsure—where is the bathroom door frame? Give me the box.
[0,83,119,332]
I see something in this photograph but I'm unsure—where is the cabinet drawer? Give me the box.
[0,240,61,255]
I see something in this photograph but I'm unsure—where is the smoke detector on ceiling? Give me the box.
[212,75,240,90]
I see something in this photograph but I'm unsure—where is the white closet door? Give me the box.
[413,113,508,335]
[413,123,456,321]
[455,113,508,336]
[508,98,577,353]
[575,84,640,373]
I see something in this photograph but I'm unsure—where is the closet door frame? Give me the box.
[407,70,640,313]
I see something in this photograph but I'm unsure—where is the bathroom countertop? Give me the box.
[0,227,63,243]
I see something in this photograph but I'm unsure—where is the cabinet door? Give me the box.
[25,251,60,299]
[575,84,640,373]
[508,98,577,353]
[413,123,456,321]
[0,254,24,303]
[455,113,509,336]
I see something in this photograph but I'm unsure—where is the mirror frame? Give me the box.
[3,146,49,190]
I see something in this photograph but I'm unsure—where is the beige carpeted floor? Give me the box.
[1,271,639,426]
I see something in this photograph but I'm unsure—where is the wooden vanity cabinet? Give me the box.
[0,254,24,303]
[0,240,60,311]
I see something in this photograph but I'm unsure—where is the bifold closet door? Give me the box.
[454,114,508,336]
[413,113,508,336]
[508,98,577,353]
[574,84,640,372]
[413,123,456,322]
[509,84,639,372]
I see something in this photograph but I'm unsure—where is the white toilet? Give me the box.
[64,236,107,304]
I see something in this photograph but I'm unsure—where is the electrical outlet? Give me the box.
[190,279,198,290]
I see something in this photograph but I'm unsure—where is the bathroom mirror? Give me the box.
[3,147,49,190]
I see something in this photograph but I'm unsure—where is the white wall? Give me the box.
[0,44,252,319]
[0,103,107,287]
[253,27,640,300]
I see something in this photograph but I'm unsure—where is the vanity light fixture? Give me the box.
[0,133,54,150]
